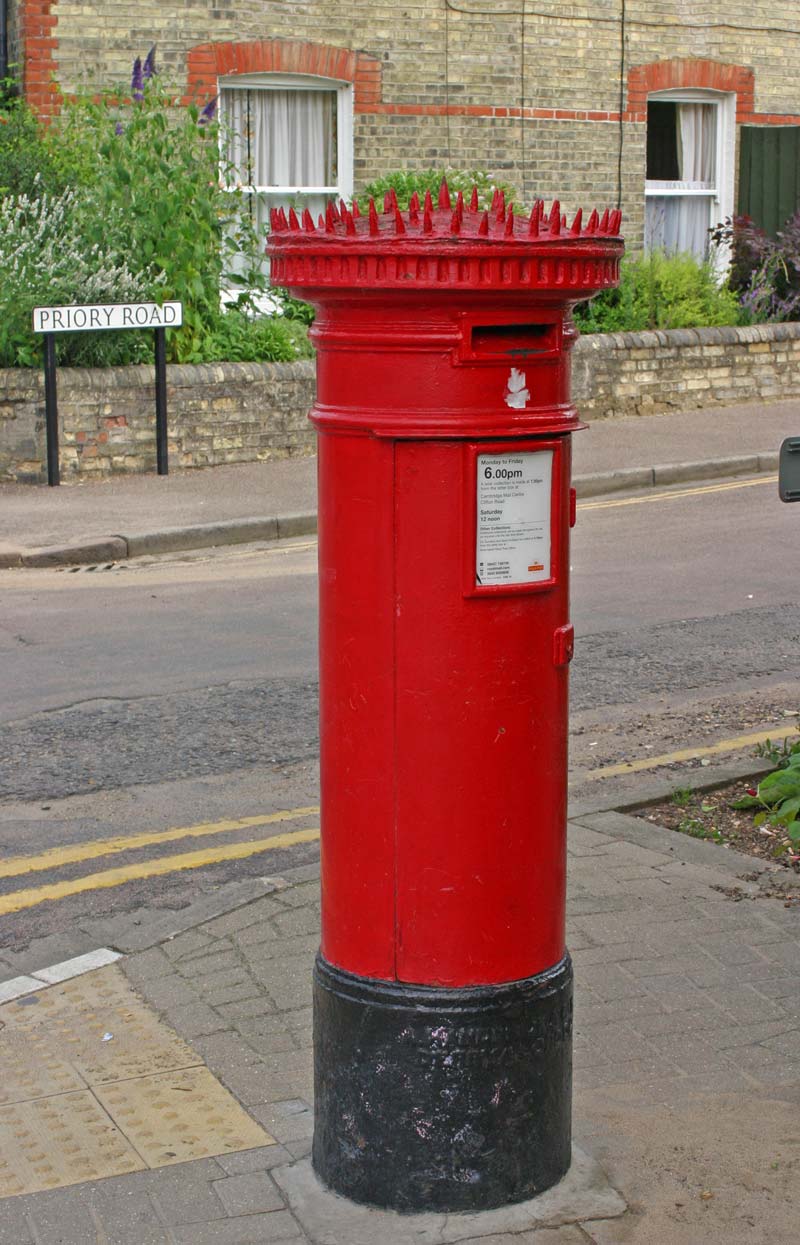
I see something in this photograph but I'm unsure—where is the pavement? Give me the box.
[1,751,798,1244]
[1,396,799,1242]
[1,398,798,567]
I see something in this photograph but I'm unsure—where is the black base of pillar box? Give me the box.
[312,953,573,1213]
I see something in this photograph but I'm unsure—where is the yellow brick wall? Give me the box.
[15,0,800,250]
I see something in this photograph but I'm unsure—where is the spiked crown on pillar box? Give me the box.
[267,179,623,298]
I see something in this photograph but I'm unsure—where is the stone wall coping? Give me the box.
[0,359,317,391]
[573,321,800,355]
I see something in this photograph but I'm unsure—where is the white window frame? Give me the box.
[218,72,354,207]
[645,88,735,269]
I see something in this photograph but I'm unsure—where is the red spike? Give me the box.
[528,203,539,237]
[288,207,300,232]
[301,208,315,233]
[549,201,561,235]
[330,201,340,222]
[478,210,489,236]
[450,209,461,235]
[504,206,515,237]
[394,206,406,235]
[409,191,421,214]
[455,190,464,220]
[318,213,325,230]
[599,208,609,233]
[424,189,434,216]
[342,205,356,236]
[325,203,336,233]
[277,207,288,230]
[438,178,451,210]
[495,190,506,222]
[351,199,361,219]
[470,185,479,212]
[423,200,434,234]
[611,208,622,234]
[570,208,583,235]
[586,208,599,235]
[491,188,499,210]
[368,198,380,236]
[383,191,393,213]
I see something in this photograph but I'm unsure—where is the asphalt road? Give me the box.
[1,473,798,954]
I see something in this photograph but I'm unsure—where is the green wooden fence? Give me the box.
[738,125,800,235]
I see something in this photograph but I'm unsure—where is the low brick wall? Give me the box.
[0,360,317,483]
[571,322,800,419]
[2,324,800,482]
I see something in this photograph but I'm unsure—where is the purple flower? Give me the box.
[198,95,218,125]
[131,56,144,102]
[143,46,157,80]
[115,120,124,136]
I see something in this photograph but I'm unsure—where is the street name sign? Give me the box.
[32,301,183,485]
[32,301,183,334]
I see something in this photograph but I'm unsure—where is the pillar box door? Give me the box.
[269,186,623,1213]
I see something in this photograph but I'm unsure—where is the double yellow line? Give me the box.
[0,806,321,917]
[584,724,798,780]
[578,474,777,512]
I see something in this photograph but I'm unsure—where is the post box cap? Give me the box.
[268,180,623,298]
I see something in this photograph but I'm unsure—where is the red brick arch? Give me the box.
[185,39,382,111]
[626,58,755,124]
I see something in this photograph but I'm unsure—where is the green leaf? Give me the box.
[774,796,800,824]
[753,812,767,827]
[759,771,800,804]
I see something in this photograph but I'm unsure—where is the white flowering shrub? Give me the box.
[0,184,161,367]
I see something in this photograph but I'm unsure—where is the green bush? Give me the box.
[574,251,742,334]
[358,167,518,211]
[48,77,254,363]
[0,88,66,198]
[204,309,313,363]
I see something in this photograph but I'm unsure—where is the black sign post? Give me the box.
[43,332,60,487]
[32,301,183,486]
[154,325,168,476]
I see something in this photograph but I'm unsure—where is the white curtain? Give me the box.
[221,87,335,237]
[646,103,717,258]
[677,104,715,184]
[645,195,713,255]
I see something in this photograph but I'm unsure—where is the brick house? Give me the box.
[5,1,800,256]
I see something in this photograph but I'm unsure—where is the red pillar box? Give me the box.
[269,186,623,1213]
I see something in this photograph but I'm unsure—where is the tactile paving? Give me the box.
[0,964,275,1198]
[0,1027,85,1106]
[94,1066,273,1167]
[0,1091,145,1196]
[2,964,200,1084]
